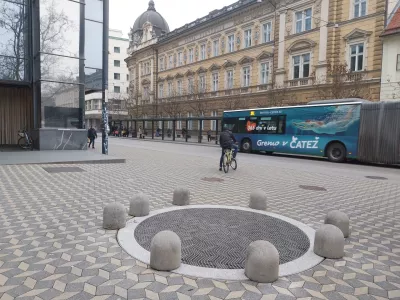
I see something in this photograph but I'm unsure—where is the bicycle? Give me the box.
[223,147,237,173]
[18,129,34,150]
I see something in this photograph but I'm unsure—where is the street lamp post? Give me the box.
[102,0,109,154]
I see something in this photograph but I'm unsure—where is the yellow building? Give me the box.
[125,0,384,123]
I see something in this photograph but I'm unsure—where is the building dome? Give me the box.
[132,1,170,38]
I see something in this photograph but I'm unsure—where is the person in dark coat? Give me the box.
[87,127,97,149]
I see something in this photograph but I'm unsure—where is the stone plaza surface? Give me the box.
[0,150,125,166]
[0,137,400,299]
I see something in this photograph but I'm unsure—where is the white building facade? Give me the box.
[85,29,130,129]
[380,1,400,100]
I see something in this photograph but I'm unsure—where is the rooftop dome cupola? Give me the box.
[148,0,155,11]
[130,0,170,46]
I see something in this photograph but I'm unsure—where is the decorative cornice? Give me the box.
[287,38,317,53]
[165,75,174,81]
[238,56,255,65]
[241,21,255,29]
[222,60,237,68]
[196,66,208,73]
[185,69,195,76]
[211,33,222,40]
[259,14,275,23]
[158,0,261,44]
[343,28,372,41]
[208,63,222,71]
[225,28,236,35]
[257,51,273,60]
[198,38,208,44]
[175,73,184,79]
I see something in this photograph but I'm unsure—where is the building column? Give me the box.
[275,10,286,87]
[315,0,330,82]
[150,57,154,103]
[79,0,85,129]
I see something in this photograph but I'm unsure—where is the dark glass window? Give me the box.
[114,60,120,67]
[227,115,286,134]
[114,47,120,53]
[114,73,120,80]
[278,115,286,134]
[222,118,238,133]
[0,0,29,81]
[236,117,258,134]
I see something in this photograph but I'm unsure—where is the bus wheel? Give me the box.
[241,139,252,153]
[327,143,346,163]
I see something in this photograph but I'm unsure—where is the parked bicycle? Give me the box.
[18,129,34,150]
[222,148,237,173]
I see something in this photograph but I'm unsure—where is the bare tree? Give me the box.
[162,87,185,119]
[126,84,142,120]
[223,96,242,110]
[255,83,290,108]
[187,81,209,117]
[311,62,372,100]
[0,1,25,80]
[0,0,75,80]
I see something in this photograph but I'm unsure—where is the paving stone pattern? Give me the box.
[134,208,310,268]
[0,139,400,299]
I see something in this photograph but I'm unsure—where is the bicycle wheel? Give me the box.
[18,137,29,149]
[230,158,237,170]
[223,154,229,173]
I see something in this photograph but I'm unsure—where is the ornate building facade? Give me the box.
[126,0,384,123]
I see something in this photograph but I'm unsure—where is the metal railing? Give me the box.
[110,117,222,145]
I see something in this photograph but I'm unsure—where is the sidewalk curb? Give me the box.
[110,136,220,148]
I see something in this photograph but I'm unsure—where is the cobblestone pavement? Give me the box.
[0,138,400,300]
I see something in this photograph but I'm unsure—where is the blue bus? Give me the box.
[222,99,400,164]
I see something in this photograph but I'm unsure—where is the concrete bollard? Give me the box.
[129,192,150,217]
[103,203,126,230]
[314,224,345,259]
[150,230,181,271]
[249,189,267,210]
[325,210,350,238]
[172,187,190,206]
[245,240,279,283]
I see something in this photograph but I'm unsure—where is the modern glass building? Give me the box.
[0,0,107,150]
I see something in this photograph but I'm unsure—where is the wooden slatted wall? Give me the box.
[0,86,33,145]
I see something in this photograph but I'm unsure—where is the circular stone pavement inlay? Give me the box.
[135,208,309,268]
[201,177,224,182]
[118,205,324,280]
[365,176,388,180]
[299,185,327,191]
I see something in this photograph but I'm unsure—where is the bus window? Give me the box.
[278,115,286,134]
[222,118,238,133]
[256,115,286,134]
[237,117,258,134]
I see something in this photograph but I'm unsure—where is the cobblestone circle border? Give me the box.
[117,205,324,281]
[134,207,310,268]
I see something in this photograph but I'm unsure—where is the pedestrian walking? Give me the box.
[207,129,212,142]
[138,126,143,139]
[87,127,97,149]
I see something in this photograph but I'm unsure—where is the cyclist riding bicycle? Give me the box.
[219,125,238,171]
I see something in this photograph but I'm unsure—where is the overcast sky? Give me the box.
[110,0,236,38]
